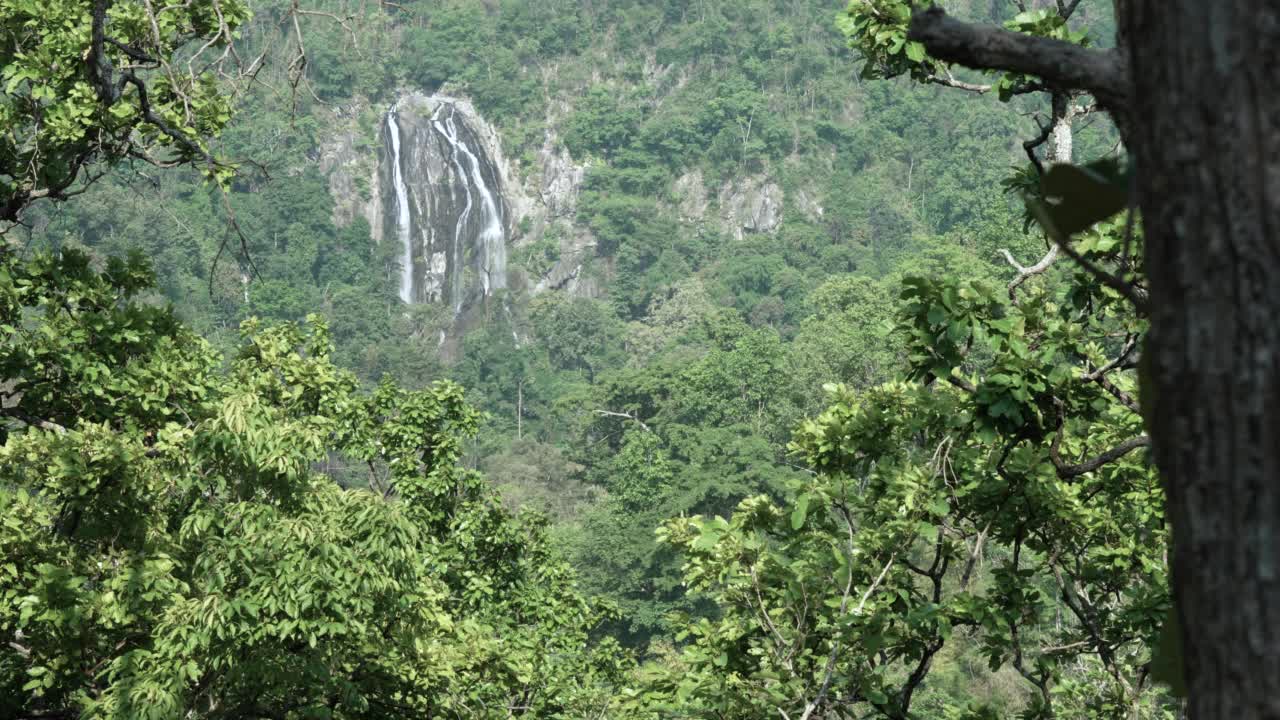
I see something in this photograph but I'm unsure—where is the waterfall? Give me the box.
[379,94,510,316]
[432,105,507,309]
[386,109,415,304]
[432,107,473,314]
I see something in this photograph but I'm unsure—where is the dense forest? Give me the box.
[2,0,1276,717]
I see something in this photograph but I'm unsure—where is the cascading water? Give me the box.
[386,108,415,304]
[433,108,506,299]
[432,106,473,314]
[379,94,509,317]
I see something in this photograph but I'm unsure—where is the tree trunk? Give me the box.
[1049,93,1073,166]
[1120,2,1280,715]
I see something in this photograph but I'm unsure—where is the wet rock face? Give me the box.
[381,94,511,312]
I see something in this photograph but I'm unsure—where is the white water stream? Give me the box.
[386,109,415,304]
[384,97,508,313]
[432,106,507,311]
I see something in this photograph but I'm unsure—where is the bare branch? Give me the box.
[594,410,651,433]
[960,520,992,589]
[926,70,991,94]
[1001,246,1059,300]
[907,6,1128,110]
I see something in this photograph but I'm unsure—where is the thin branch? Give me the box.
[899,536,948,714]
[1053,435,1150,478]
[1022,117,1054,176]
[1049,225,1150,312]
[1082,335,1138,381]
[1001,246,1059,300]
[748,564,797,673]
[1026,199,1150,313]
[959,520,992,589]
[1007,530,1056,710]
[1093,374,1141,413]
[798,554,895,720]
[594,410,651,433]
[926,69,991,94]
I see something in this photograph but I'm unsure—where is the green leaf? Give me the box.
[927,496,950,516]
[791,494,811,530]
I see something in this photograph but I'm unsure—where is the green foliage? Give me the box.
[838,0,937,82]
[6,1,1167,716]
[636,248,1171,716]
[565,87,643,159]
[0,249,630,718]
[0,0,246,216]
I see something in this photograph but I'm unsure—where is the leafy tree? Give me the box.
[890,0,1280,713]
[789,274,899,394]
[633,217,1170,718]
[0,249,630,718]
[0,0,249,220]
[530,294,622,381]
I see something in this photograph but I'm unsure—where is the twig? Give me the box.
[1053,435,1149,478]
[798,553,896,720]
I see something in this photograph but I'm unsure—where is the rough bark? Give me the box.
[1119,2,1280,716]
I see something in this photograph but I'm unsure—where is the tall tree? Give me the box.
[902,2,1280,715]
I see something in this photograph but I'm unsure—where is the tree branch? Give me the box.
[1022,117,1054,176]
[1082,335,1138,382]
[1058,0,1085,21]
[925,69,990,94]
[1048,223,1150,312]
[594,410,652,433]
[1001,246,1059,300]
[0,408,67,434]
[907,6,1128,110]
[1053,435,1150,479]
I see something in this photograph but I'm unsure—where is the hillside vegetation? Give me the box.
[1,0,1177,717]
